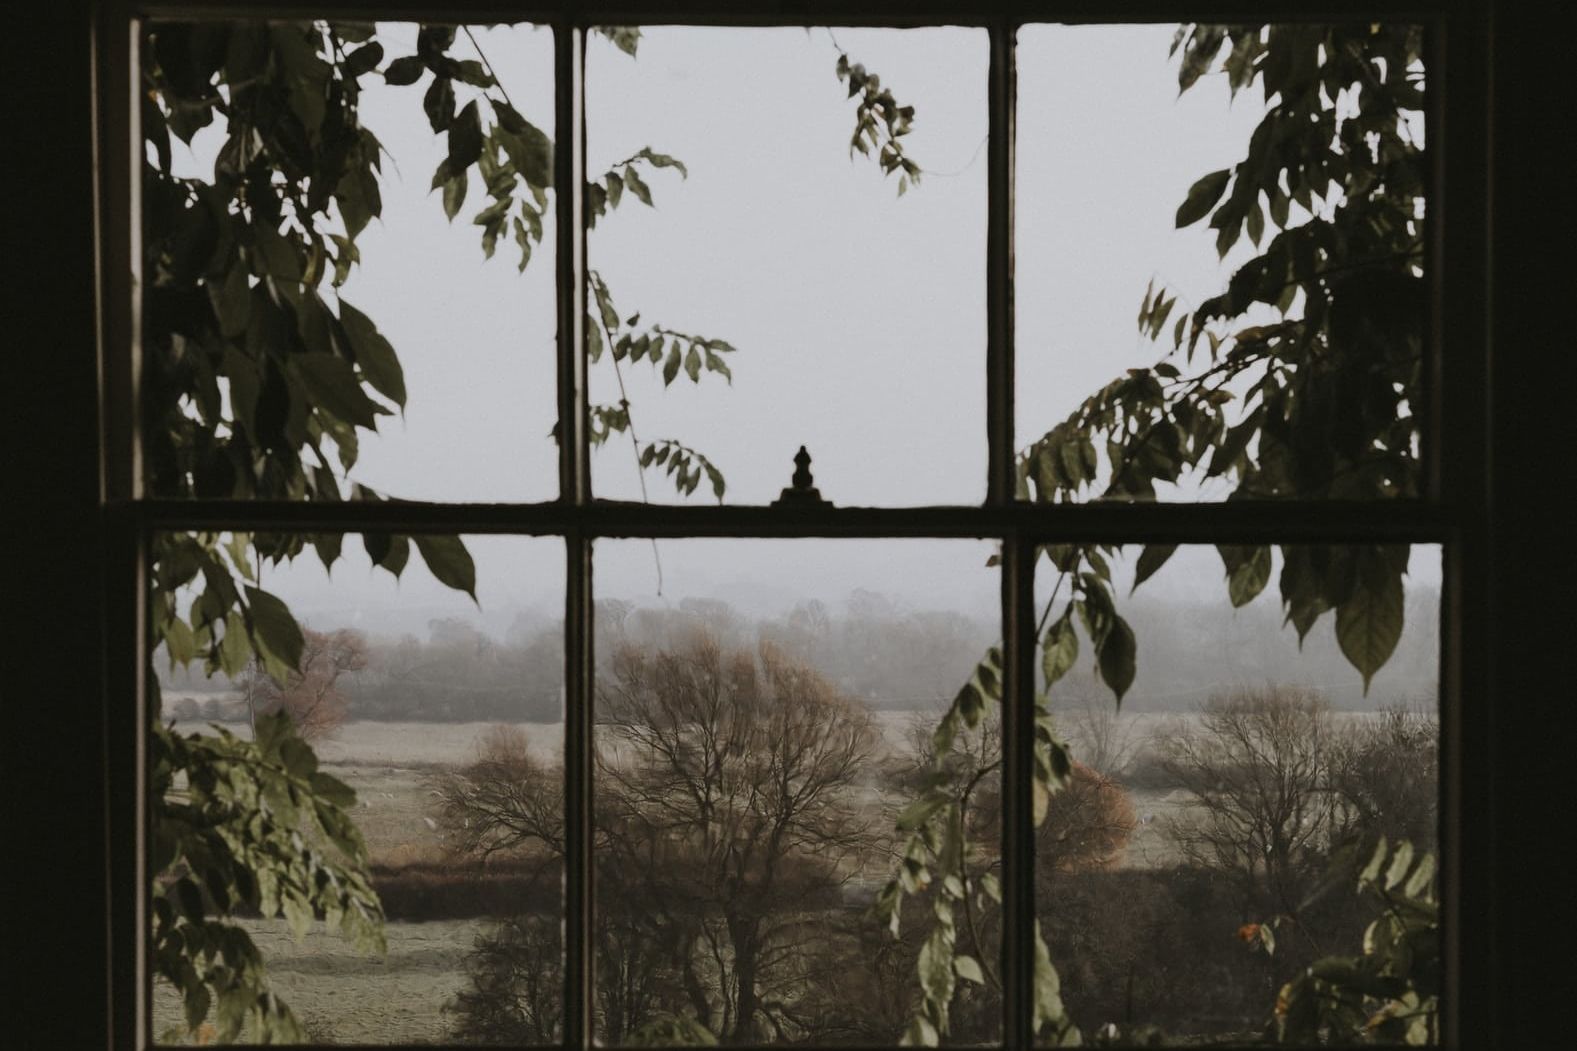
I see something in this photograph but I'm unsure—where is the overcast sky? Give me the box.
[170,23,1438,669]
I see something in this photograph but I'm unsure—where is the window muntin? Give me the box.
[123,8,1450,1047]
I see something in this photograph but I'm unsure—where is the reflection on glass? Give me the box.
[586,28,989,506]
[1016,25,1426,502]
[149,533,563,1044]
[141,22,558,502]
[593,539,1000,1044]
[1032,544,1440,1045]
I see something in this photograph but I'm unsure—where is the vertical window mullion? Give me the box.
[986,20,1018,509]
[556,20,589,508]
[989,19,1032,1051]
[1000,530,1037,1051]
[555,19,594,1051]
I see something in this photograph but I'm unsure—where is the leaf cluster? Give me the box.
[1271,838,1439,1044]
[873,647,1082,1047]
[835,51,923,195]
[151,711,384,1042]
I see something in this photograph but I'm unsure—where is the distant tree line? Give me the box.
[156,586,1438,731]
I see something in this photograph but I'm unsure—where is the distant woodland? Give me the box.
[156,587,1438,724]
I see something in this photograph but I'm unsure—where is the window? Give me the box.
[18,0,1557,1048]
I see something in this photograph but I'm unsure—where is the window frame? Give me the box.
[81,2,1495,1049]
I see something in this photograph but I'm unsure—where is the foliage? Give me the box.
[887,21,1427,1045]
[140,15,1432,1044]
[1271,838,1439,1044]
[150,710,383,1043]
[142,16,896,1035]
[834,49,922,195]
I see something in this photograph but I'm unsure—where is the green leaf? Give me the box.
[218,610,251,678]
[442,173,468,221]
[1384,840,1416,891]
[216,266,251,339]
[423,75,455,132]
[637,148,688,177]
[1096,614,1137,704]
[683,345,701,382]
[164,616,197,667]
[953,954,985,984]
[383,55,425,85]
[413,534,477,600]
[1132,543,1177,593]
[363,532,410,577]
[447,100,482,170]
[288,353,384,429]
[1176,169,1231,228]
[1246,199,1265,247]
[1220,544,1273,607]
[343,40,383,77]
[1335,562,1404,693]
[625,166,653,206]
[494,103,553,187]
[896,793,949,832]
[337,300,405,407]
[245,586,304,682]
[1041,612,1079,688]
[1404,851,1436,898]
[661,343,681,385]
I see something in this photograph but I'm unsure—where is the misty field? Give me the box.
[153,704,1429,1045]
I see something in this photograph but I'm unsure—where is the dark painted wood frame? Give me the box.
[14,1,1569,1048]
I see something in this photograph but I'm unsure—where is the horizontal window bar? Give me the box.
[131,0,1462,27]
[130,498,1454,542]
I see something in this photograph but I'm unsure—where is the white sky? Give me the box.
[168,23,1439,644]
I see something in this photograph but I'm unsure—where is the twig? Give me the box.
[462,26,518,113]
[594,293,664,596]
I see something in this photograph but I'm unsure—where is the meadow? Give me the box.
[152,706,1422,1044]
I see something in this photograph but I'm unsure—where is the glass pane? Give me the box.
[141,22,558,501]
[1016,25,1427,501]
[1032,543,1441,1045]
[593,539,1000,1044]
[586,28,988,506]
[149,532,564,1044]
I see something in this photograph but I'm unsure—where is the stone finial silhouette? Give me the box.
[773,445,832,507]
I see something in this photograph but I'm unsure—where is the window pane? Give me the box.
[586,28,988,506]
[593,538,1000,1044]
[149,532,564,1044]
[1032,543,1440,1045]
[1016,25,1427,501]
[141,22,558,502]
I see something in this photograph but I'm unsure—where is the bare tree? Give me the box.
[234,627,366,739]
[1327,701,1439,851]
[598,633,879,1042]
[437,632,882,1044]
[1062,697,1141,779]
[1161,686,1340,919]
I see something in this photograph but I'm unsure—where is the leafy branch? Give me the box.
[888,22,1428,1045]
[830,36,923,195]
[1270,838,1439,1043]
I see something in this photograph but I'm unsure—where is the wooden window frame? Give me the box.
[22,1,1516,1048]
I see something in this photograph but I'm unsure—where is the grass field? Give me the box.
[152,709,1417,1043]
